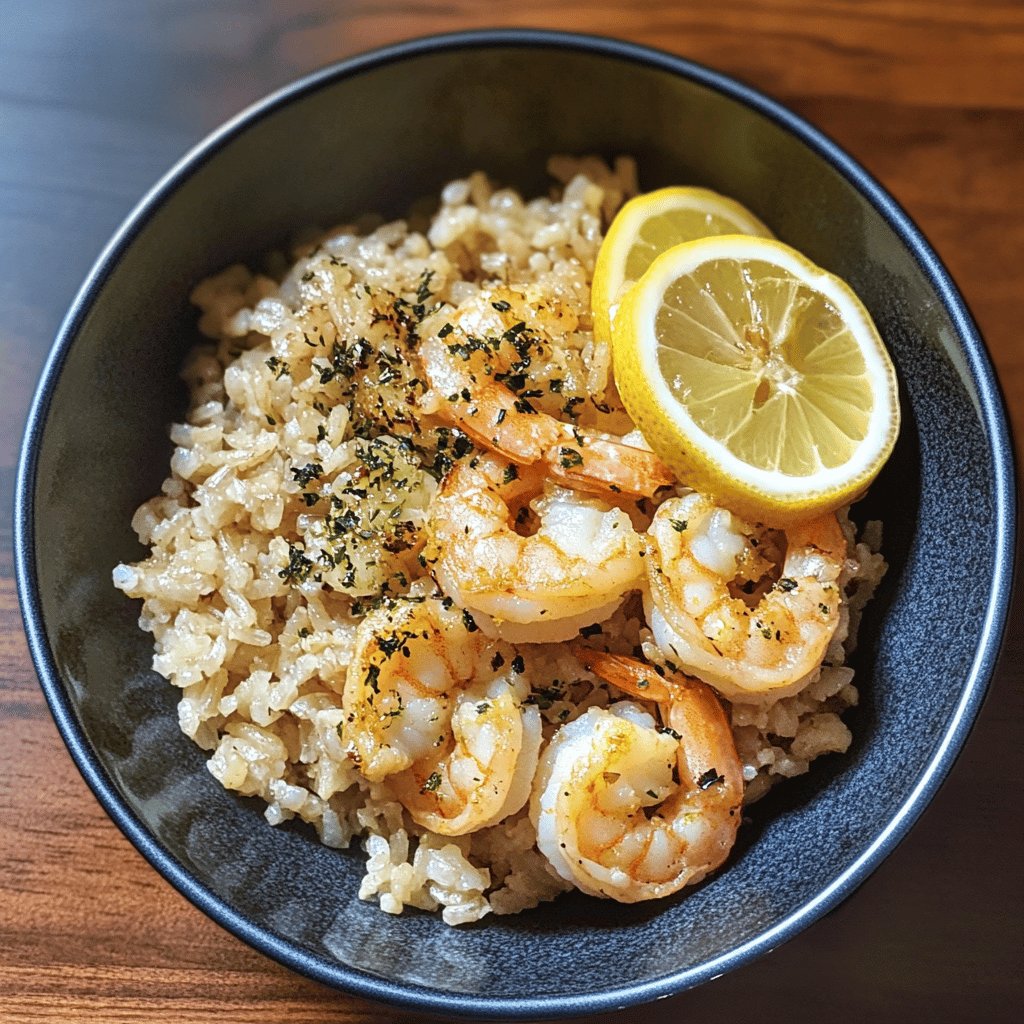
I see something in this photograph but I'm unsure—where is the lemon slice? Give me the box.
[612,234,900,524]
[592,187,773,343]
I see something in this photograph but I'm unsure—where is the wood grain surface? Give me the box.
[2,2,1021,1022]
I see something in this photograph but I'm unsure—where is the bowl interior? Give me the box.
[24,39,1006,1011]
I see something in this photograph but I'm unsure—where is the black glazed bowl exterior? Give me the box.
[15,29,1016,1019]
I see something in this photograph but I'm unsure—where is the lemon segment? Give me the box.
[612,234,900,524]
[592,187,773,343]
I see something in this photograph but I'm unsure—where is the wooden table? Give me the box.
[2,3,1021,1021]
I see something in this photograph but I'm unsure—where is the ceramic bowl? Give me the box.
[15,29,1016,1019]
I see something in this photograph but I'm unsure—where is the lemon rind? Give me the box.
[592,187,773,344]
[614,234,900,520]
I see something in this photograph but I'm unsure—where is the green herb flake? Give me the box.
[452,432,475,460]
[366,664,381,693]
[265,356,290,379]
[290,462,324,487]
[558,447,584,469]
[415,270,435,304]
[278,543,313,584]
[698,768,725,790]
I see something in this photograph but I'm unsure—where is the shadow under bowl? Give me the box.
[14,29,1016,1020]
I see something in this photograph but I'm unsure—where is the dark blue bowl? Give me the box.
[14,29,1016,1019]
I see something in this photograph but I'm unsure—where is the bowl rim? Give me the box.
[13,26,1018,1020]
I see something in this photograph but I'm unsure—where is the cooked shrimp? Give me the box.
[419,286,674,497]
[423,452,646,643]
[342,595,541,835]
[645,492,848,701]
[531,650,742,902]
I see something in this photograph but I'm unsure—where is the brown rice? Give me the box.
[113,156,885,924]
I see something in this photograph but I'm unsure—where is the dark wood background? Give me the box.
[2,2,1022,1021]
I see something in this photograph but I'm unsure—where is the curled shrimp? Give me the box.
[342,595,541,835]
[419,286,675,498]
[645,492,848,702]
[423,452,646,643]
[531,650,742,902]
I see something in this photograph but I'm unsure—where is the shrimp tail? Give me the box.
[575,647,742,802]
[546,436,675,498]
[665,680,744,804]
[574,647,675,702]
